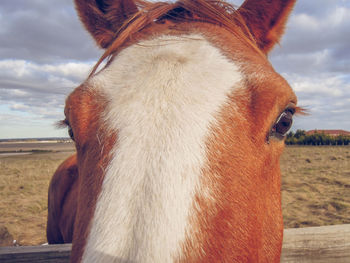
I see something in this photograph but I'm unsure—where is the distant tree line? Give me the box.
[285,130,350,145]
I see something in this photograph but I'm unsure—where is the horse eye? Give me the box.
[68,126,74,141]
[270,109,294,140]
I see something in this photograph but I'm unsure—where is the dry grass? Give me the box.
[0,144,74,246]
[0,144,349,245]
[281,146,350,228]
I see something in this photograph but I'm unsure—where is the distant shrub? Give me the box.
[286,130,350,146]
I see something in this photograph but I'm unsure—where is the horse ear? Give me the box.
[238,0,296,53]
[74,0,138,48]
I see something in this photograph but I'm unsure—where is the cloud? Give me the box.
[0,0,100,138]
[0,111,67,139]
[272,4,350,56]
[269,0,350,131]
[287,74,347,97]
[0,59,93,120]
[281,73,350,131]
[0,0,101,63]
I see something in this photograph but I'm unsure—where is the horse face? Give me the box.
[62,0,298,262]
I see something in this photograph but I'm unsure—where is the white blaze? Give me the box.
[82,35,242,263]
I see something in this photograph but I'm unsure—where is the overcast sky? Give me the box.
[0,0,349,139]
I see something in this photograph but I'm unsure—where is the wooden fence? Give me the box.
[1,224,350,262]
[281,224,350,262]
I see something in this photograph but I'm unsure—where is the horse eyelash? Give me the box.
[56,119,69,129]
[294,106,309,116]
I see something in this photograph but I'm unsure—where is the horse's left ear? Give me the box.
[74,0,138,48]
[238,0,297,54]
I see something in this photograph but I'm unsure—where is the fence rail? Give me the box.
[1,224,350,262]
[0,243,71,263]
[281,224,350,262]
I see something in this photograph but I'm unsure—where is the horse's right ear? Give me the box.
[74,0,138,48]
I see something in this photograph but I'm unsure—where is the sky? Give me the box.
[0,0,349,139]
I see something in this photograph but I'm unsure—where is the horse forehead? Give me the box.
[69,29,292,119]
[90,33,245,96]
[93,34,289,101]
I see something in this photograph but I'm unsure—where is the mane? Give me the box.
[90,0,261,76]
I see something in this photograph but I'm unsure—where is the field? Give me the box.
[0,143,349,246]
[0,142,75,246]
[281,146,350,228]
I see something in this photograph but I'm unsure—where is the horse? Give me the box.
[47,0,301,262]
